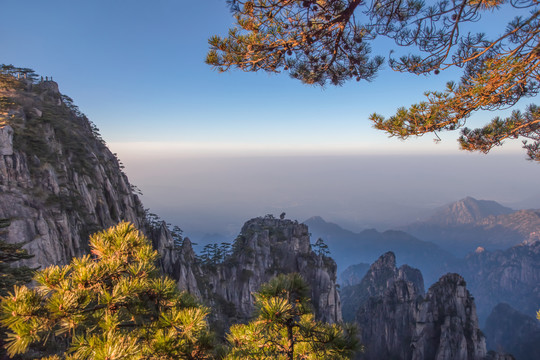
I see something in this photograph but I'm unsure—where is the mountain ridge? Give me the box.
[402,196,540,255]
[422,196,515,225]
[304,216,456,285]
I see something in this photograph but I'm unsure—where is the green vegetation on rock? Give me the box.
[225,273,359,360]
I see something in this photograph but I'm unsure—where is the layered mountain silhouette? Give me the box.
[304,216,456,285]
[401,196,540,256]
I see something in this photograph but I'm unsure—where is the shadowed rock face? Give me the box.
[411,273,486,360]
[342,252,488,360]
[341,252,424,322]
[460,240,540,324]
[483,303,540,360]
[198,217,341,328]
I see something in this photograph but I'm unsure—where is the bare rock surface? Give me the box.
[197,216,341,330]
[343,252,489,360]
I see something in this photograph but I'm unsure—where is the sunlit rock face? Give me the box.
[343,252,488,360]
[0,80,146,268]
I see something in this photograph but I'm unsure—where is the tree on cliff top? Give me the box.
[226,273,359,359]
[0,222,217,359]
[207,0,540,161]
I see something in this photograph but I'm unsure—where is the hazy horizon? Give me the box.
[111,142,540,243]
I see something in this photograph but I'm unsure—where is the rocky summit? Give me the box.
[343,252,489,360]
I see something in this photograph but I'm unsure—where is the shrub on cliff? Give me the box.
[226,273,360,360]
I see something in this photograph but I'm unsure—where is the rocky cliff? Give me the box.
[0,75,147,268]
[0,71,340,332]
[411,273,487,360]
[342,252,488,360]
[459,240,540,324]
[195,216,341,331]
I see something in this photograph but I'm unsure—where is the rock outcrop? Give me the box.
[199,216,341,330]
[459,240,540,324]
[342,252,488,360]
[411,273,486,360]
[345,252,425,359]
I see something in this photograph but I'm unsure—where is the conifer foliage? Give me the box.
[0,222,216,359]
[313,238,330,257]
[208,0,540,161]
[225,273,359,359]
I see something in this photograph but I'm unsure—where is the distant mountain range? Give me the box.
[303,216,456,285]
[418,196,515,225]
[401,196,540,256]
[305,196,540,286]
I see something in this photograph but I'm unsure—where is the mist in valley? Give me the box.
[114,146,540,246]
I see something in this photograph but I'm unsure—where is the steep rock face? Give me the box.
[202,216,341,328]
[459,240,540,324]
[345,252,425,360]
[483,303,540,360]
[342,253,488,360]
[0,79,146,268]
[341,252,424,322]
[411,273,486,360]
[149,222,201,298]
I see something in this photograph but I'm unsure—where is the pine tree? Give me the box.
[207,1,540,161]
[226,273,359,359]
[313,238,330,257]
[0,222,217,359]
[0,219,34,358]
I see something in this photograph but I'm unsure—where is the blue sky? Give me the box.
[1,0,490,149]
[2,1,539,237]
